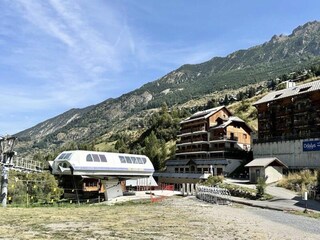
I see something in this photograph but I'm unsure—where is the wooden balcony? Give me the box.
[176,147,209,154]
[178,137,208,144]
[209,135,238,142]
[178,126,206,136]
[209,149,249,159]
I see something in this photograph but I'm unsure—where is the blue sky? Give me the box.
[0,0,319,135]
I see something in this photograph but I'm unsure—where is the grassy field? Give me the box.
[0,196,319,239]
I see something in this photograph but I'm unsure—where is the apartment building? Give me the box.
[155,106,252,187]
[253,79,320,169]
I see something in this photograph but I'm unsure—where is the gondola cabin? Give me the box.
[49,150,154,201]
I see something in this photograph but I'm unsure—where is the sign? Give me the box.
[303,140,320,152]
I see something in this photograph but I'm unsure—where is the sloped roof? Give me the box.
[245,157,287,168]
[165,159,228,166]
[211,116,253,132]
[165,159,190,166]
[181,106,231,124]
[253,79,320,106]
[194,159,228,165]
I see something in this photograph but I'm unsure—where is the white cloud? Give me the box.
[1,0,135,108]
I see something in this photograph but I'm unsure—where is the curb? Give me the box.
[229,198,296,212]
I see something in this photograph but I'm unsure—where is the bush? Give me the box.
[8,171,63,206]
[256,177,266,199]
[220,183,256,199]
[203,175,224,186]
[277,170,317,192]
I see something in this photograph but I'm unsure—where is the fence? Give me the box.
[196,185,231,205]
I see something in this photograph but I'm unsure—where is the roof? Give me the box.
[165,159,228,166]
[245,157,287,168]
[153,172,203,179]
[180,106,231,124]
[211,116,253,132]
[165,159,190,166]
[253,80,320,106]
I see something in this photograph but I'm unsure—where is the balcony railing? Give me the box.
[253,131,320,144]
[209,149,250,159]
[210,135,238,141]
[178,137,208,144]
[176,147,209,154]
[209,147,237,152]
[178,126,206,135]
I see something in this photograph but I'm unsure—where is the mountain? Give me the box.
[15,21,320,154]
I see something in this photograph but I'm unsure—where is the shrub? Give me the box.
[203,175,224,186]
[277,170,317,192]
[256,177,266,199]
[220,183,256,199]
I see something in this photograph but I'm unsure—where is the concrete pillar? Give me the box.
[181,184,185,196]
[214,167,217,176]
[186,183,190,196]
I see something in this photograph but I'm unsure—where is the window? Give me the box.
[125,156,132,163]
[274,93,282,99]
[136,157,143,164]
[118,155,146,164]
[243,134,247,139]
[58,153,66,159]
[86,154,93,162]
[92,154,100,162]
[299,86,311,93]
[119,156,126,163]
[59,162,68,168]
[131,157,137,164]
[99,154,107,162]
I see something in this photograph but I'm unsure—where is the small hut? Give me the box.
[245,157,287,184]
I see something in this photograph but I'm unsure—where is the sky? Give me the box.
[0,0,320,135]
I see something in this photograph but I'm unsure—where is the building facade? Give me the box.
[253,80,320,169]
[155,106,252,188]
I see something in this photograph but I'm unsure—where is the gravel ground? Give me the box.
[0,196,319,239]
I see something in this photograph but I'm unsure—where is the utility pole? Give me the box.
[0,135,17,208]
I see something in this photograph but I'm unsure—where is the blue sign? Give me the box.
[303,140,320,152]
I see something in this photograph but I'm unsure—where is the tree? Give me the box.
[8,171,63,205]
[256,177,266,199]
[144,131,162,170]
[115,138,128,153]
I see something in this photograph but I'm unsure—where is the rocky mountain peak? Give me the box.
[291,20,320,37]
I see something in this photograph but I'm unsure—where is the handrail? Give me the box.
[196,185,231,205]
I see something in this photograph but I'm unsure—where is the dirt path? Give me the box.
[0,196,319,239]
